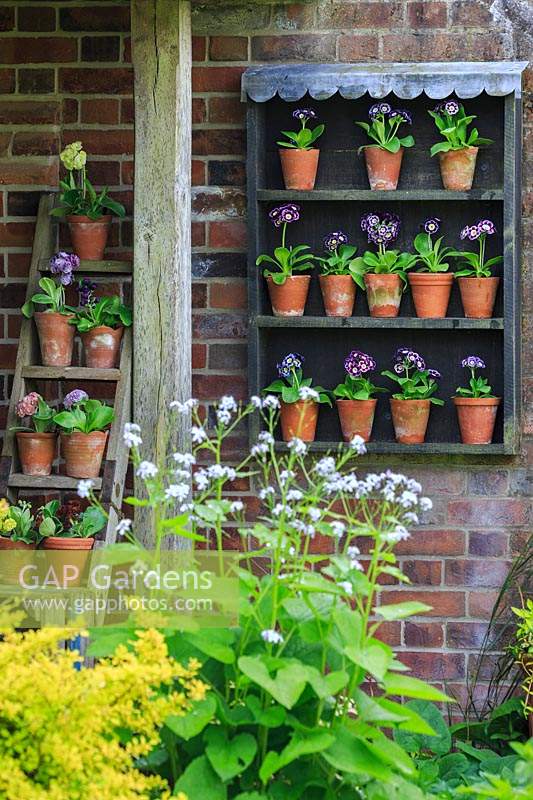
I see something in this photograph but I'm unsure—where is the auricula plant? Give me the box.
[316,230,361,280]
[263,353,331,405]
[277,108,324,150]
[382,348,444,404]
[256,204,314,285]
[333,350,386,401]
[51,141,125,220]
[455,356,495,398]
[412,217,455,273]
[355,103,415,153]
[429,100,493,157]
[453,219,503,277]
[21,252,79,318]
[11,392,55,433]
[53,389,115,434]
[351,212,417,285]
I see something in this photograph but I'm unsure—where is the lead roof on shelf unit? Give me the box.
[241,62,529,102]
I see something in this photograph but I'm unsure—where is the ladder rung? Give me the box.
[8,474,103,490]
[22,366,121,381]
[39,258,132,274]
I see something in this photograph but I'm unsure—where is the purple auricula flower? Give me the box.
[63,389,89,409]
[427,369,441,379]
[292,108,317,122]
[477,219,496,235]
[379,102,391,115]
[49,251,80,286]
[324,231,349,252]
[344,350,376,378]
[269,204,300,228]
[78,278,97,307]
[390,109,412,124]
[443,100,460,116]
[277,352,304,379]
[462,356,486,370]
[393,348,426,372]
[423,217,441,235]
[362,211,401,247]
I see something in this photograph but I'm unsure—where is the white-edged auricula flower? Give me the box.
[350,434,367,455]
[170,398,198,414]
[261,629,284,645]
[191,425,207,444]
[77,479,93,499]
[136,461,158,480]
[298,386,319,401]
[116,518,132,536]
[288,437,307,456]
[173,452,196,467]
[165,483,189,501]
[123,422,142,448]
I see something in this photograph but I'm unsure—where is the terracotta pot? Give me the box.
[279,148,319,190]
[0,537,36,585]
[267,275,310,317]
[390,398,431,444]
[67,214,111,260]
[408,272,453,318]
[336,398,377,443]
[0,538,35,551]
[61,430,108,478]
[438,146,478,191]
[453,396,500,445]
[42,537,94,588]
[364,273,402,318]
[364,146,404,191]
[319,275,356,317]
[16,431,57,476]
[280,400,319,442]
[34,311,75,367]
[81,325,123,369]
[458,276,500,319]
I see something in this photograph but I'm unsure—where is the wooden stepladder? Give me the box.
[0,193,132,545]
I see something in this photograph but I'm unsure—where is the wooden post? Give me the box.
[131,0,192,545]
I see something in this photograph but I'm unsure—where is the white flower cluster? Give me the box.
[216,395,238,426]
[123,422,142,448]
[136,461,158,479]
[287,437,307,456]
[191,425,207,444]
[298,386,319,401]
[349,435,367,456]
[251,394,280,410]
[194,464,237,491]
[165,483,189,501]
[170,398,198,414]
[116,518,132,536]
[261,629,284,645]
[77,479,93,499]
[173,452,196,467]
[251,431,274,457]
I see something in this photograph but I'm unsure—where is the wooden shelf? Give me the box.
[8,474,102,490]
[275,442,508,455]
[39,259,132,274]
[22,366,121,381]
[256,316,505,330]
[257,189,504,202]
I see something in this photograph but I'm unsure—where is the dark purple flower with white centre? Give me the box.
[427,369,441,379]
[478,219,495,235]
[391,109,412,124]
[364,211,401,246]
[393,362,405,375]
[344,350,376,378]
[78,278,97,307]
[292,108,317,122]
[368,103,381,119]
[277,352,304,379]
[379,102,391,115]
[460,225,470,240]
[361,212,380,232]
[467,225,481,241]
[49,251,79,286]
[462,355,486,369]
[269,203,300,227]
[64,389,88,409]
[324,231,349,252]
[423,217,441,235]
[444,100,460,116]
[394,348,425,372]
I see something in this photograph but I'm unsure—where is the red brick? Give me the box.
[251,34,336,61]
[407,2,447,28]
[374,621,401,647]
[7,313,22,339]
[12,132,59,157]
[209,221,247,249]
[395,529,465,556]
[381,33,467,61]
[524,378,533,434]
[402,560,442,586]
[468,531,508,557]
[468,591,499,619]
[0,6,14,31]
[380,590,465,617]
[59,6,130,32]
[193,374,247,401]
[62,130,134,156]
[337,35,379,61]
[0,101,60,125]
[0,281,28,306]
[81,36,120,62]
[192,313,247,340]
[123,36,131,63]
[209,96,245,125]
[0,344,17,368]
[191,221,205,246]
[18,6,56,31]
[318,2,404,27]
[448,498,529,526]
[467,470,509,495]
[192,343,207,370]
[192,97,206,124]
[62,98,78,123]
[120,98,134,124]
[401,651,465,680]
[451,1,494,26]
[192,66,245,93]
[209,280,247,310]
[85,160,120,186]
[0,133,10,156]
[209,36,248,61]
[192,36,206,61]
[192,129,245,157]
[191,160,206,186]
[405,621,444,648]
[18,68,55,94]
[81,98,120,124]
[447,622,489,649]
[271,3,317,30]
[192,188,245,219]
[0,69,15,93]
[0,37,76,63]
[192,283,207,309]
[0,162,57,186]
[121,160,134,186]
[59,68,133,94]
[445,559,509,588]
[208,161,245,187]
[7,253,30,278]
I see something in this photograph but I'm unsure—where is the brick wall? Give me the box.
[1,0,532,698]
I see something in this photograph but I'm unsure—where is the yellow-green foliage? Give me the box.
[0,625,207,800]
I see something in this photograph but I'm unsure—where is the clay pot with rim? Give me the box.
[319,275,356,317]
[408,272,454,318]
[390,398,431,444]
[336,399,377,443]
[34,311,75,367]
[0,537,36,585]
[81,325,124,369]
[42,536,95,588]
[280,400,319,442]
[453,396,500,445]
[438,147,478,191]
[267,275,310,317]
[279,149,320,191]
[16,431,57,476]
[458,276,500,319]
[364,146,404,191]
[364,273,402,318]
[61,430,108,478]
[67,214,111,261]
